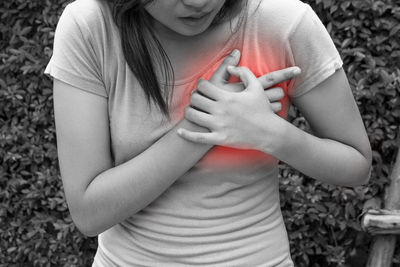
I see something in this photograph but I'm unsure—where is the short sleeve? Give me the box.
[44,4,107,98]
[288,4,343,98]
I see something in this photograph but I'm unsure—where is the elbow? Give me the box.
[361,161,372,185]
[69,205,104,237]
[359,144,373,186]
[71,212,100,237]
[75,223,101,238]
[346,165,371,188]
[83,230,101,238]
[346,149,372,188]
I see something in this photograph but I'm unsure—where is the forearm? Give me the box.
[263,115,371,187]
[80,119,211,236]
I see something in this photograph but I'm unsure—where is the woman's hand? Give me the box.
[209,50,300,113]
[214,79,287,114]
[177,66,296,151]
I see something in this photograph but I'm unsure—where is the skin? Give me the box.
[144,0,227,38]
[54,0,300,236]
[178,64,372,187]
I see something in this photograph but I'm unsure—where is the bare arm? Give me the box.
[268,68,372,186]
[179,67,372,187]
[54,80,212,237]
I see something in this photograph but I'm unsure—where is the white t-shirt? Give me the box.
[45,0,342,265]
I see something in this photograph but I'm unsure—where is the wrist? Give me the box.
[258,114,289,157]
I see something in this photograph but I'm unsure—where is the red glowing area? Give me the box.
[176,47,294,168]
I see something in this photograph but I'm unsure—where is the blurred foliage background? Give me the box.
[0,0,399,266]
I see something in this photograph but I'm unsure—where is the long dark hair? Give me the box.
[108,0,247,116]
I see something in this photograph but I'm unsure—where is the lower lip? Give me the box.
[180,13,211,26]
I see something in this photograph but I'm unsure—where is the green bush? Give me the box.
[0,0,399,266]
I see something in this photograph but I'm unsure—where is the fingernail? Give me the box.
[177,129,183,135]
[292,67,301,75]
[231,49,240,58]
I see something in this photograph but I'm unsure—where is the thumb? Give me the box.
[209,49,241,85]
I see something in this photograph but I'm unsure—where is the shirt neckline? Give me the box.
[161,8,249,86]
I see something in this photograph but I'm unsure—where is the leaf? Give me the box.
[314,203,328,213]
[7,247,17,253]
[390,23,400,36]
[19,26,32,35]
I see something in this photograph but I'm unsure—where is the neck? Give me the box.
[150,19,219,46]
[144,12,243,81]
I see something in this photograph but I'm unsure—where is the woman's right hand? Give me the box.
[207,49,301,113]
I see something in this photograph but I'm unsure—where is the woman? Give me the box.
[45,0,372,265]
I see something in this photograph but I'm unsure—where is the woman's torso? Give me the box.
[72,0,298,265]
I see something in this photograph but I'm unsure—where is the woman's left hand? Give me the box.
[177,66,282,151]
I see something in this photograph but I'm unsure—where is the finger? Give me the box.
[190,92,216,114]
[185,106,215,129]
[227,66,260,89]
[264,87,284,102]
[270,102,282,113]
[196,79,227,101]
[177,128,219,145]
[209,49,241,85]
[258,67,301,88]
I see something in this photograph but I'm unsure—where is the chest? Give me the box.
[104,28,292,167]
